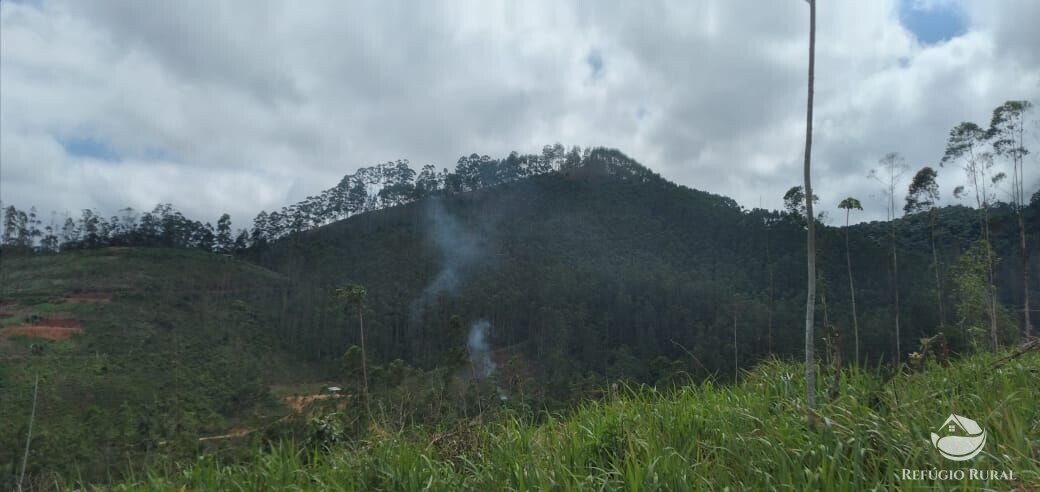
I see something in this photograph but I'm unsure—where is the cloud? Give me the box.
[1,0,1038,227]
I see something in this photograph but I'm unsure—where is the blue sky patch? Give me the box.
[586,49,604,80]
[898,0,967,45]
[58,136,121,162]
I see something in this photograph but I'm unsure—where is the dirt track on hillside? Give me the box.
[0,319,84,341]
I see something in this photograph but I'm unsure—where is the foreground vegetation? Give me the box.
[99,351,1040,490]
[0,248,303,484]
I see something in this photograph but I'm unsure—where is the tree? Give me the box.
[731,296,742,381]
[250,212,270,246]
[336,284,370,413]
[942,122,999,350]
[26,207,42,247]
[989,100,1034,338]
[233,229,250,252]
[904,166,945,333]
[950,240,998,351]
[415,164,440,198]
[346,179,368,215]
[215,213,233,253]
[782,186,819,219]
[79,209,103,248]
[340,345,364,384]
[2,206,19,246]
[61,216,78,246]
[837,197,862,363]
[801,0,818,427]
[869,152,908,363]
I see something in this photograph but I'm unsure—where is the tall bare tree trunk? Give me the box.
[930,211,945,331]
[984,208,998,350]
[823,284,842,400]
[17,374,39,492]
[891,220,901,363]
[1020,214,1031,338]
[844,209,859,364]
[802,0,817,427]
[733,301,739,381]
[767,224,775,355]
[359,310,370,413]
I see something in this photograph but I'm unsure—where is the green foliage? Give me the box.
[949,240,992,348]
[946,240,1016,351]
[837,196,862,211]
[783,185,819,217]
[336,284,368,312]
[0,248,296,486]
[98,352,1040,490]
[904,167,939,215]
[341,345,363,382]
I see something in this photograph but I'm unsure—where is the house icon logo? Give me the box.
[930,414,986,461]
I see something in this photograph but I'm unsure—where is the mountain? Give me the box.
[248,150,1038,396]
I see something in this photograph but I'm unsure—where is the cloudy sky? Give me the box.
[2,0,1038,227]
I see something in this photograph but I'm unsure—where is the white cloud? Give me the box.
[1,0,1037,227]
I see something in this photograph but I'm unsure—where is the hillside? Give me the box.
[0,248,314,483]
[249,152,1038,403]
[102,351,1040,490]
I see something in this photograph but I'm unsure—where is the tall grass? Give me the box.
[101,352,1039,490]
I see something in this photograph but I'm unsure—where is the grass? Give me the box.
[100,351,1040,490]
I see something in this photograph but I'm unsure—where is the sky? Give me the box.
[2,0,1038,228]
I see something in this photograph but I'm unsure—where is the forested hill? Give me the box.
[248,149,1038,400]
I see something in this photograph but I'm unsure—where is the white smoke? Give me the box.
[410,198,482,319]
[467,319,495,377]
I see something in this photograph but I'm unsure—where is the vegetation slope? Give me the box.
[101,351,1040,490]
[0,248,305,484]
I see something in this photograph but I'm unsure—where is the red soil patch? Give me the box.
[282,394,347,413]
[0,316,83,341]
[0,321,83,341]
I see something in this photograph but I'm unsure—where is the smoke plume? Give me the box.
[467,319,495,378]
[410,198,482,318]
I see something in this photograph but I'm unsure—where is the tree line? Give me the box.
[1,144,632,254]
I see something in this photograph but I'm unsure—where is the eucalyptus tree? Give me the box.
[869,152,909,363]
[800,0,818,426]
[905,166,945,332]
[215,213,233,253]
[337,284,371,412]
[989,100,1034,337]
[942,122,999,349]
[837,197,862,363]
